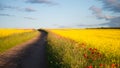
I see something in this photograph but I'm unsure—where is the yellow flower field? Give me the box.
[0,29,34,38]
[51,29,120,68]
[0,29,38,53]
[51,29,120,56]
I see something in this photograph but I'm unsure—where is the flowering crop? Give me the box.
[0,29,38,53]
[0,29,33,38]
[47,29,120,68]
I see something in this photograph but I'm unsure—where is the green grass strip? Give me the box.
[0,30,39,53]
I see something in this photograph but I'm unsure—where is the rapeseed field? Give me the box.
[0,29,38,53]
[47,29,120,68]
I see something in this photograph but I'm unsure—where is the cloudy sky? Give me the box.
[0,0,120,28]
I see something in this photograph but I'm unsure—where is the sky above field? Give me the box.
[0,0,120,28]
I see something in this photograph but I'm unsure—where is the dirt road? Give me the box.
[0,30,48,68]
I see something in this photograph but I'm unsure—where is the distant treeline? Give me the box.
[86,27,120,29]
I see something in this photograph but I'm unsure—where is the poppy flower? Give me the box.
[111,64,115,68]
[92,52,94,54]
[99,64,103,67]
[83,54,87,58]
[88,65,93,68]
[89,48,92,51]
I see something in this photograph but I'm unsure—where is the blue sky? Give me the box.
[0,0,120,28]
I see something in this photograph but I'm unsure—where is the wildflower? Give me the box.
[88,65,93,68]
[89,48,92,51]
[94,48,97,51]
[83,54,87,58]
[97,52,100,55]
[91,52,94,54]
[99,64,103,67]
[111,64,115,68]
[115,64,119,67]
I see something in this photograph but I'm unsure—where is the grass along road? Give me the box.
[0,30,38,53]
[0,30,48,68]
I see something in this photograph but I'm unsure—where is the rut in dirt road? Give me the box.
[18,30,48,68]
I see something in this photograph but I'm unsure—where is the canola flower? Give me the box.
[49,29,120,68]
[0,29,38,53]
[51,29,120,55]
[0,29,34,38]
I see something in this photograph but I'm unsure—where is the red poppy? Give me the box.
[83,54,87,58]
[92,52,94,54]
[94,48,97,51]
[115,64,119,67]
[88,65,93,68]
[89,48,92,51]
[111,64,115,68]
[97,52,100,55]
[99,64,103,67]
